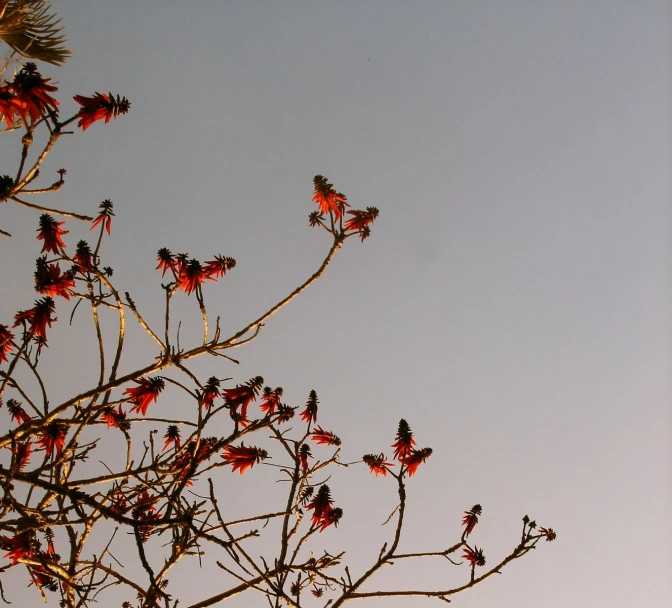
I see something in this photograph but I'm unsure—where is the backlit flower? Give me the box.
[463,546,486,567]
[311,588,324,598]
[156,248,175,277]
[363,453,393,477]
[34,258,75,300]
[312,175,348,220]
[14,297,56,341]
[100,405,129,430]
[162,425,181,451]
[275,403,295,424]
[7,399,30,424]
[37,422,67,457]
[403,447,432,477]
[300,390,318,424]
[344,207,379,239]
[74,92,130,131]
[173,437,218,485]
[73,240,93,272]
[11,63,59,123]
[37,214,67,254]
[12,441,31,471]
[203,255,236,279]
[0,86,20,128]
[539,527,557,542]
[1,532,36,565]
[221,443,268,474]
[299,443,313,473]
[124,376,165,417]
[90,200,114,235]
[311,426,341,446]
[0,324,15,362]
[306,485,342,531]
[198,377,221,409]
[260,386,283,415]
[222,376,263,424]
[391,419,416,461]
[176,258,214,295]
[462,504,482,537]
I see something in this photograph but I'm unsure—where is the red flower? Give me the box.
[132,492,161,542]
[222,376,263,424]
[162,425,181,451]
[37,422,67,457]
[344,207,379,240]
[311,426,341,446]
[0,324,15,362]
[462,546,486,567]
[198,377,221,409]
[221,443,268,474]
[12,441,31,471]
[363,453,394,477]
[275,403,295,424]
[391,419,416,461]
[300,390,319,424]
[306,484,343,532]
[124,376,165,417]
[0,86,20,128]
[311,588,324,598]
[176,258,214,295]
[403,447,432,477]
[1,532,36,565]
[100,405,129,430]
[73,240,94,272]
[203,255,236,279]
[14,297,56,341]
[259,386,283,415]
[34,259,75,300]
[539,527,557,542]
[73,92,130,131]
[90,200,114,235]
[462,504,482,537]
[173,437,218,485]
[37,214,68,254]
[7,399,31,424]
[299,443,313,473]
[11,63,59,123]
[312,175,348,220]
[156,248,175,277]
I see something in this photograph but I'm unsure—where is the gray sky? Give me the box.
[1,1,670,606]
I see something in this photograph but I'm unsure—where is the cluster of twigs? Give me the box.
[0,29,554,608]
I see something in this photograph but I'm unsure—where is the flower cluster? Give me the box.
[74,92,131,131]
[0,63,58,127]
[363,419,432,478]
[221,443,268,474]
[222,376,264,425]
[156,248,236,295]
[123,376,165,417]
[306,485,342,532]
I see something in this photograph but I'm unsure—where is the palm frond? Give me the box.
[0,1,70,66]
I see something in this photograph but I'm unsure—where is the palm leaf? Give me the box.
[0,1,70,66]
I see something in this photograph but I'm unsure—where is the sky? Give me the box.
[0,1,670,607]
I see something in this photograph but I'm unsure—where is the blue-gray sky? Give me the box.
[1,1,670,606]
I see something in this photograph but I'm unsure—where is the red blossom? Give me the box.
[312,175,348,220]
[73,92,130,131]
[1,532,36,565]
[391,419,416,461]
[7,399,31,424]
[37,422,67,457]
[156,248,175,277]
[463,546,486,567]
[0,86,20,128]
[198,377,221,409]
[132,492,161,542]
[176,258,214,295]
[203,255,236,279]
[12,441,32,471]
[344,207,379,240]
[311,588,324,598]
[221,443,268,474]
[34,259,75,300]
[299,443,313,473]
[37,214,68,254]
[259,386,283,415]
[363,453,394,477]
[0,324,15,362]
[14,296,57,341]
[162,425,181,451]
[222,376,263,424]
[462,504,482,537]
[403,447,432,477]
[275,403,295,424]
[124,376,165,417]
[90,200,114,235]
[100,405,129,430]
[73,240,93,272]
[173,437,218,485]
[300,390,319,424]
[539,527,557,542]
[311,426,341,446]
[11,63,59,123]
[306,485,342,531]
